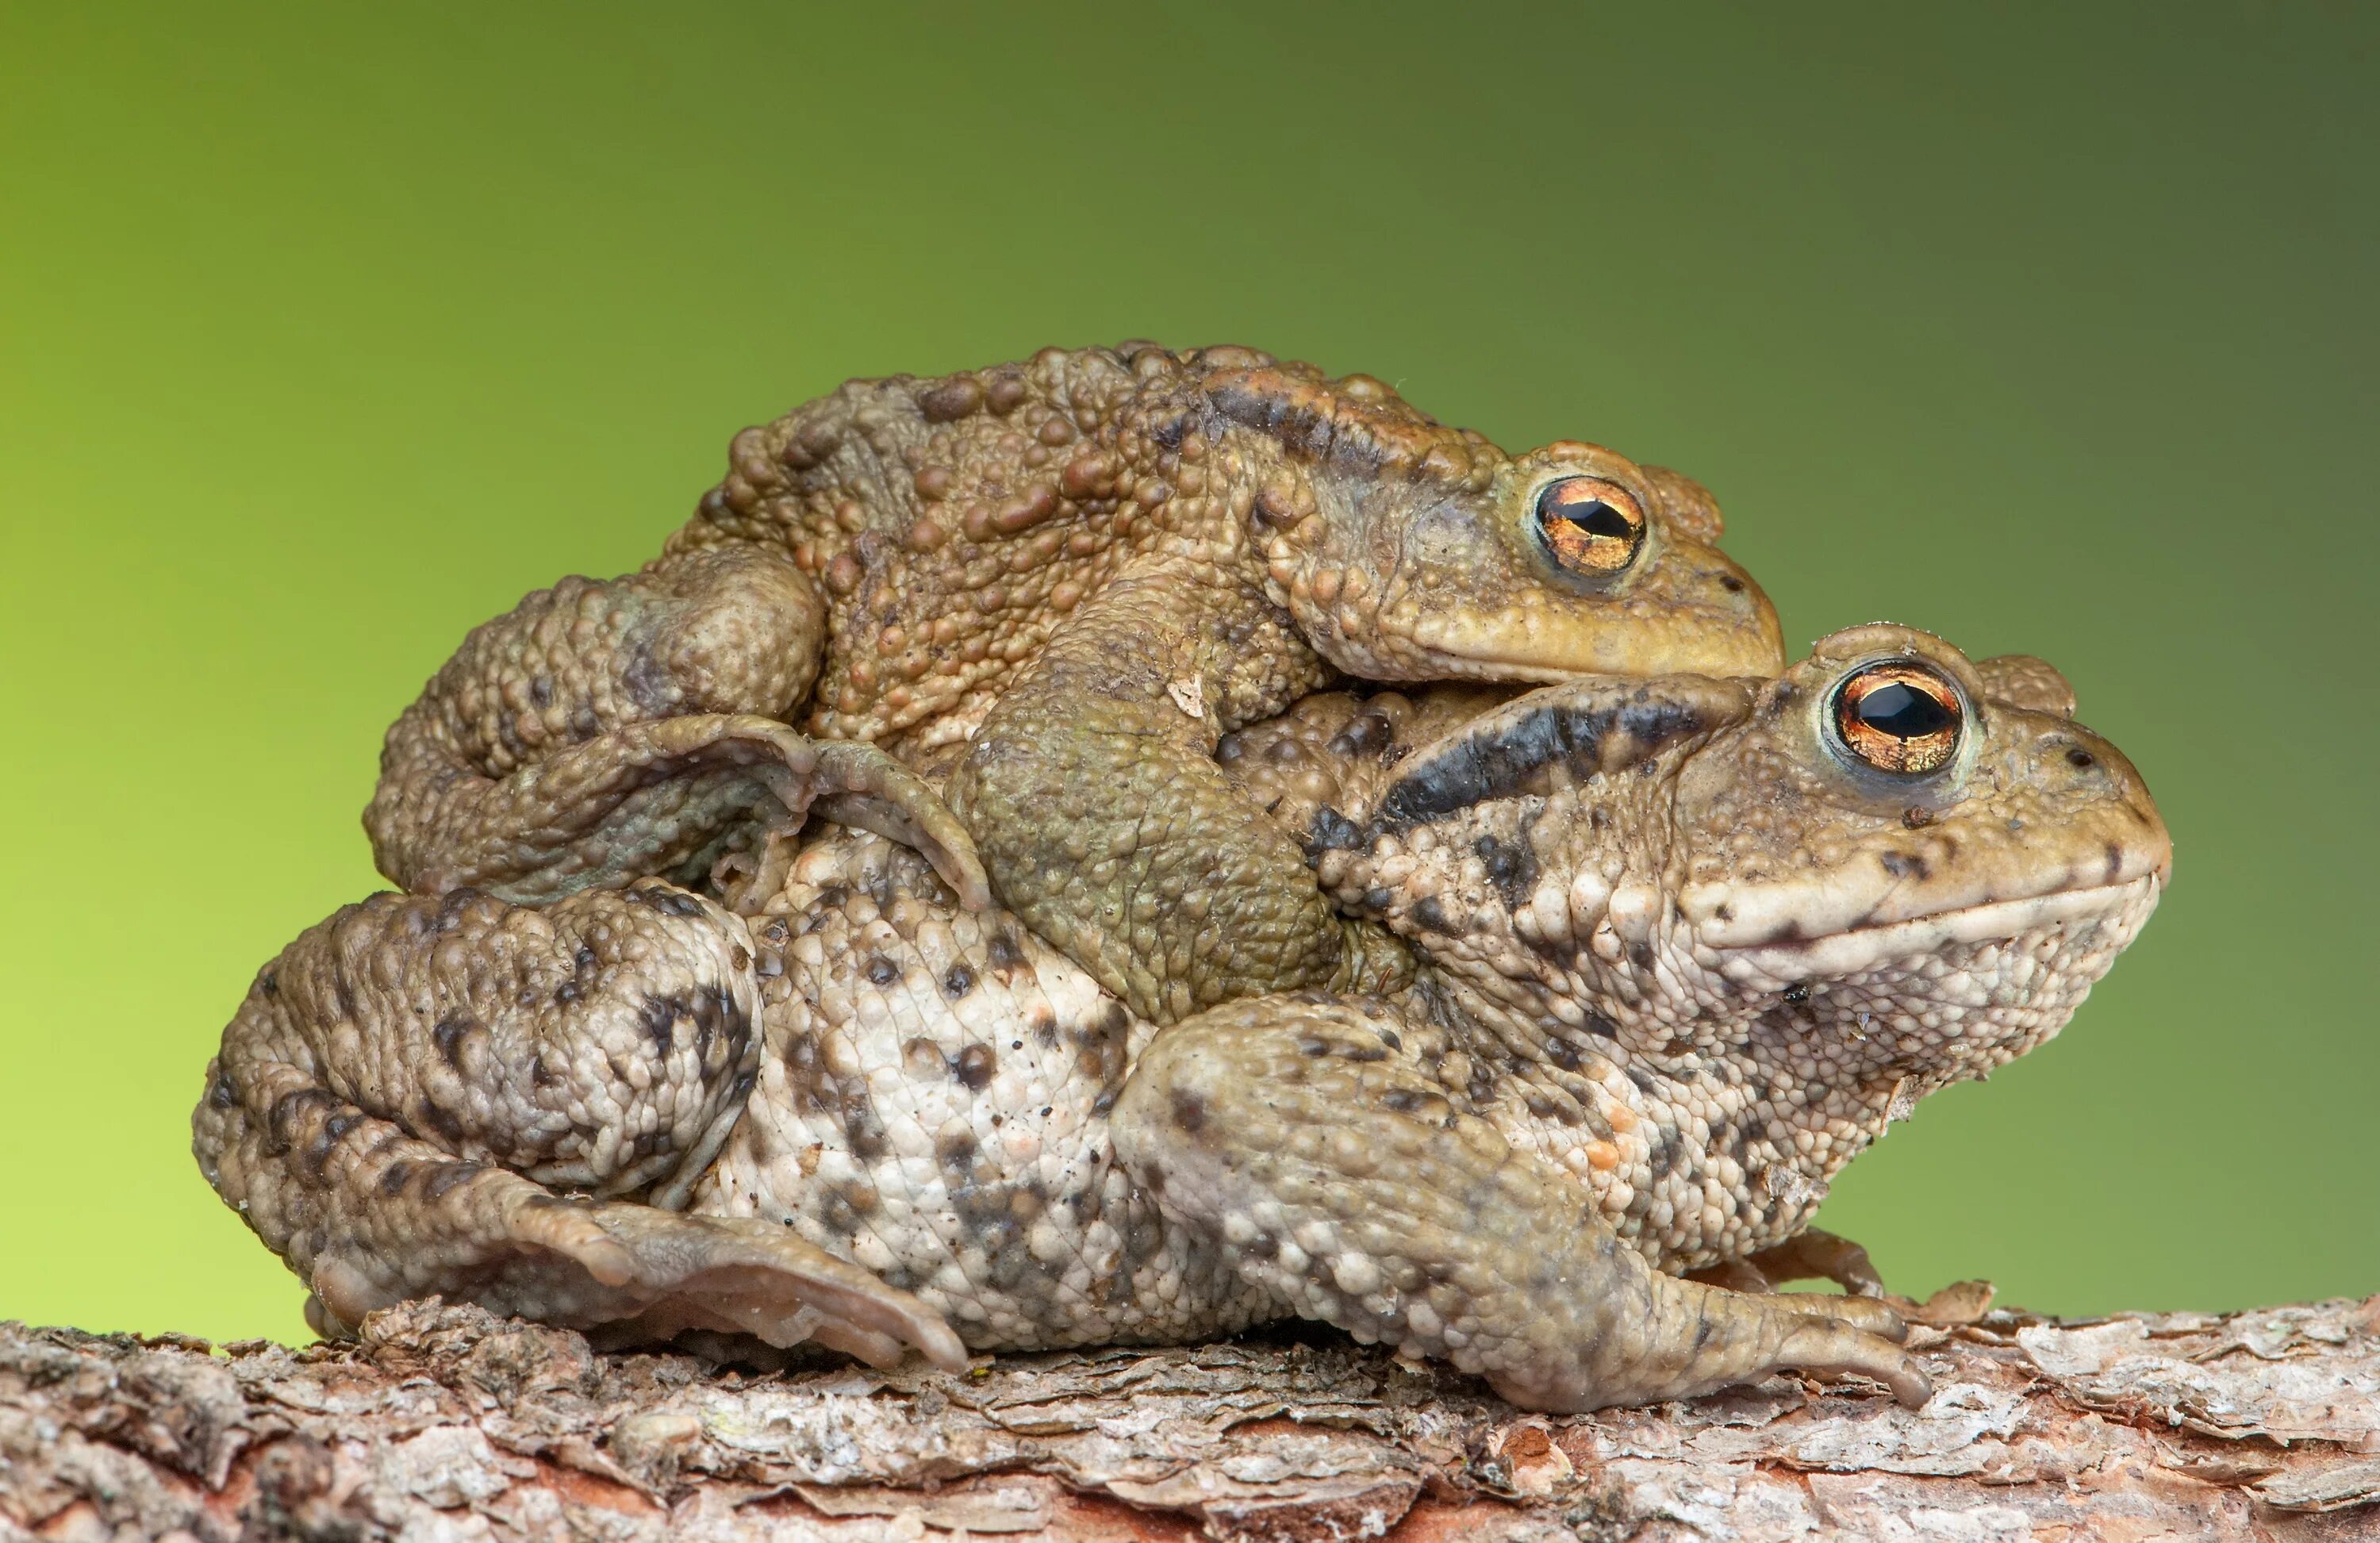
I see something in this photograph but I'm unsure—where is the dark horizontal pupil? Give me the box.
[1853,681,1953,739]
[1550,497,1633,540]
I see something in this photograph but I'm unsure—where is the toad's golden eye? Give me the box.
[1534,476,1646,576]
[1831,663,1962,775]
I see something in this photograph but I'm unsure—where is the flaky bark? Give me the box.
[3,1295,2375,1542]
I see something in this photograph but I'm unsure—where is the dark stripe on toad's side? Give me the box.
[1369,697,1713,833]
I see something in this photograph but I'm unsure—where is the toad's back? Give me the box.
[666,342,1465,754]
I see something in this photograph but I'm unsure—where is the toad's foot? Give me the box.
[382,712,985,909]
[306,1203,965,1370]
[1112,996,1930,1413]
[1689,1228,1890,1300]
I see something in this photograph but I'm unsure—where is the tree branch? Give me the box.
[4,1294,2375,1541]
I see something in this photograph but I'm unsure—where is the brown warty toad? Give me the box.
[201,625,2164,1411]
[363,343,1783,1028]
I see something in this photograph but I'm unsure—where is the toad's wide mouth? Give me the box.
[1399,612,1785,684]
[1681,820,2172,954]
[1699,873,2164,988]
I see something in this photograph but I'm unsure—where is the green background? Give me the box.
[3,3,2372,1345]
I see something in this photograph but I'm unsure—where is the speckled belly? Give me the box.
[689,831,1268,1349]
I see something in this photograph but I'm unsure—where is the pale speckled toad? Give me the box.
[198,624,2165,1412]
[364,343,1782,1027]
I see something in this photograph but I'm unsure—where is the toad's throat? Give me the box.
[1701,874,2163,986]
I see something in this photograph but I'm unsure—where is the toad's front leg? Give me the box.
[1110,997,1929,1413]
[946,567,1411,1027]
[192,882,963,1368]
[367,545,984,908]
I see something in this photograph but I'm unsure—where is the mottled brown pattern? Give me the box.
[366,344,1783,1024]
[198,626,2168,1415]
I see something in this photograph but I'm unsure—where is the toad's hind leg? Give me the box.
[193,881,962,1369]
[366,545,985,909]
[947,571,1411,1028]
[1110,997,1929,1413]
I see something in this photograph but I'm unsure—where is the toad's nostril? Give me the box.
[2066,747,2097,770]
[1718,574,1746,594]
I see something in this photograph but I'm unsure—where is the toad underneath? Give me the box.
[364,343,1782,1026]
[201,626,2167,1411]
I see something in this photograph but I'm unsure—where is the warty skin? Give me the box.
[362,343,1782,1030]
[197,625,2166,1412]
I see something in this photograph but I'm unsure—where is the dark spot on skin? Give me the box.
[1646,1124,1682,1178]
[1545,1035,1584,1073]
[953,1043,997,1090]
[420,1161,486,1202]
[935,1127,978,1169]
[987,931,1026,973]
[619,644,678,716]
[1148,412,1188,451]
[1410,896,1459,935]
[846,1115,889,1161]
[300,1111,365,1180]
[1768,682,1798,718]
[814,885,849,909]
[866,957,900,987]
[1297,1034,1332,1057]
[1305,805,1364,857]
[1326,711,1394,761]
[263,1088,340,1155]
[1340,1042,1388,1063]
[1879,850,1930,881]
[1378,1028,1403,1051]
[819,1179,880,1236]
[1242,1232,1278,1260]
[1783,983,1812,1005]
[1031,1009,1060,1048]
[1584,1013,1619,1041]
[1473,831,1540,908]
[553,982,581,1006]
[418,1098,466,1146]
[639,995,681,1054]
[943,964,976,999]
[432,887,484,935]
[257,970,279,998]
[627,885,705,919]
[2105,843,2125,880]
[530,676,553,708]
[378,1161,413,1196]
[209,1071,236,1109]
[432,1011,475,1070]
[1170,1090,1207,1134]
[1373,698,1712,833]
[1626,1065,1659,1096]
[570,706,601,743]
[1627,940,1654,970]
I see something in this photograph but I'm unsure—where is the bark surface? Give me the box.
[3,1293,2376,1541]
